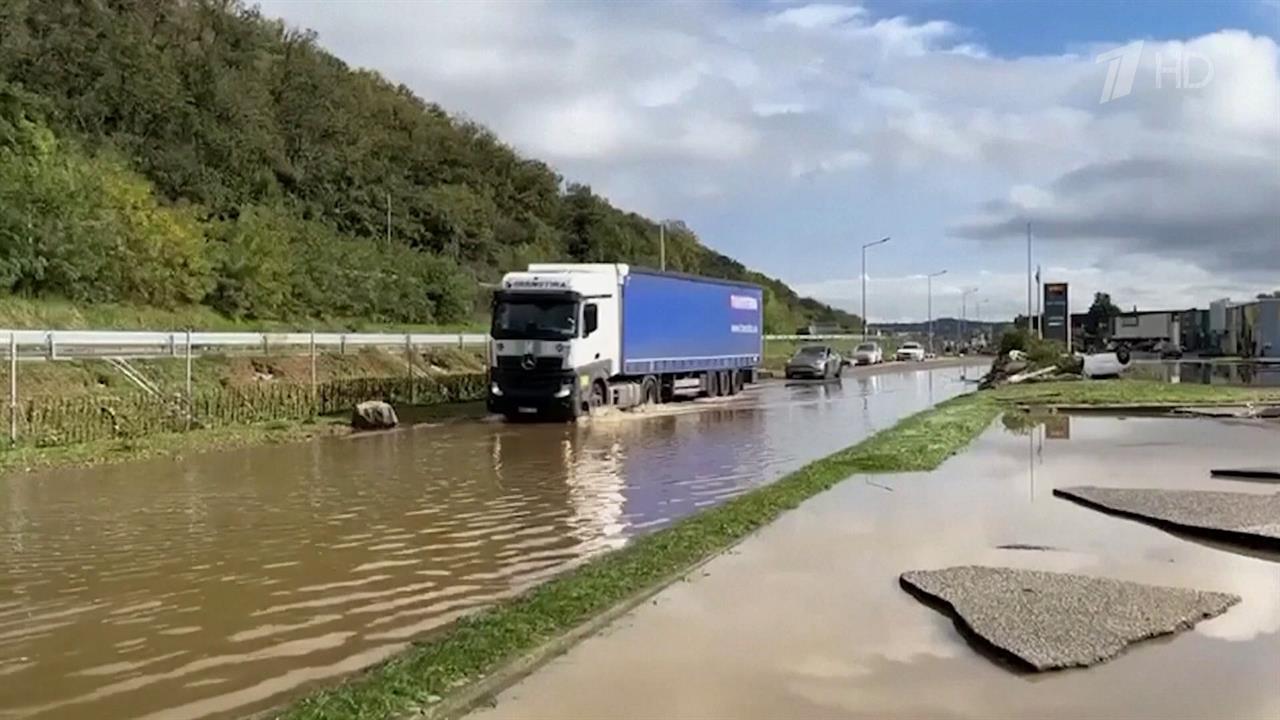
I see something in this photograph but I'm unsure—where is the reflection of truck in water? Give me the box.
[488,264,764,420]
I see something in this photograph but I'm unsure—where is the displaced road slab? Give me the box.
[1055,486,1280,548]
[900,566,1239,671]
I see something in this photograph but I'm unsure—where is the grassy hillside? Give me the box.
[0,0,855,332]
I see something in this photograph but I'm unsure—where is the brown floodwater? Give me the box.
[0,363,980,720]
[472,413,1280,720]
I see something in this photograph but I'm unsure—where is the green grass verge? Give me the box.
[0,417,350,475]
[278,392,1000,720]
[990,379,1280,406]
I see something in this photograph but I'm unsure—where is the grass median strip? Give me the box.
[278,392,1001,720]
[991,379,1280,407]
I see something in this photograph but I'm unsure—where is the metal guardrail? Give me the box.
[0,330,865,359]
[1,329,490,359]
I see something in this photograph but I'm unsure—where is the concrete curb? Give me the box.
[414,551,728,720]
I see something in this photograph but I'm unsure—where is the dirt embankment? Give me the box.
[15,347,487,401]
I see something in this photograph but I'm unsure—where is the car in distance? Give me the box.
[852,341,883,365]
[895,341,926,362]
[785,345,842,380]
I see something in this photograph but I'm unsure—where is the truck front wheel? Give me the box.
[589,380,608,413]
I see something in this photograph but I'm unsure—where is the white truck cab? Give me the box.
[489,264,623,418]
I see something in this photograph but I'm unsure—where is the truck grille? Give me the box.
[495,355,564,371]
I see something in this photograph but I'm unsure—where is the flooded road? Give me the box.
[1130,359,1280,387]
[0,362,980,720]
[473,413,1280,720]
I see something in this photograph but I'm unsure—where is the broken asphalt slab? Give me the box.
[1211,467,1280,482]
[900,566,1239,671]
[1054,486,1280,549]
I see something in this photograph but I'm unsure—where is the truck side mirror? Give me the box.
[583,304,598,337]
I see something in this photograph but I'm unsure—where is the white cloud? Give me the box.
[768,3,866,30]
[258,1,1280,319]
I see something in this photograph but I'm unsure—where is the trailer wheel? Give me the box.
[704,371,719,398]
[659,376,676,403]
[724,370,739,396]
[733,370,745,393]
[641,376,660,405]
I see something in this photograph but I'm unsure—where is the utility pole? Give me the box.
[659,223,666,271]
[861,236,891,342]
[1026,222,1033,333]
[927,269,947,355]
[1036,264,1043,340]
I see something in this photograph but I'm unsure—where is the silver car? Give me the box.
[853,342,883,365]
[785,345,842,380]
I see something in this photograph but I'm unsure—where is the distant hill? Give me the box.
[0,0,857,331]
[874,318,1005,337]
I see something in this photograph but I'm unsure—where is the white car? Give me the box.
[852,342,883,365]
[895,341,926,362]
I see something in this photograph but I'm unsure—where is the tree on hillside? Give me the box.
[0,0,855,329]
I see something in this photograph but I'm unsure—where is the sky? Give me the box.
[257,0,1280,322]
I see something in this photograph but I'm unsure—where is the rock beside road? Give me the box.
[351,400,399,430]
[1055,486,1280,547]
[900,566,1238,671]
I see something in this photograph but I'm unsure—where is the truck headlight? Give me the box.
[490,382,503,397]
[554,384,572,399]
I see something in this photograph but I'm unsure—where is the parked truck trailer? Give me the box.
[488,263,763,420]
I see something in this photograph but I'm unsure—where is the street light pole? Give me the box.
[960,287,979,350]
[977,298,989,348]
[926,269,947,355]
[861,236,891,342]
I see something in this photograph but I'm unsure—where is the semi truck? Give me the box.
[487,263,763,420]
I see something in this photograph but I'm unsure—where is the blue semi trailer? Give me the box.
[488,263,764,420]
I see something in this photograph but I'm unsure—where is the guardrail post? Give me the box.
[405,334,415,404]
[46,332,55,360]
[185,330,193,431]
[261,334,269,356]
[9,333,16,446]
[309,330,317,413]
[169,333,178,357]
[458,333,464,349]
[339,334,346,356]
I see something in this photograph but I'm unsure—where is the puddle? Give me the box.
[471,413,1280,720]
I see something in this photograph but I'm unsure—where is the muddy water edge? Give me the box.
[0,363,981,720]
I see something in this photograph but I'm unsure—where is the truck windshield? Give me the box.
[492,298,578,340]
